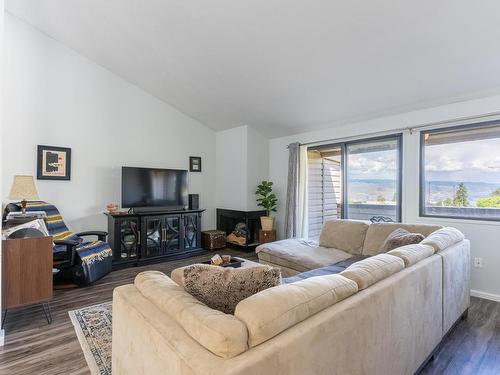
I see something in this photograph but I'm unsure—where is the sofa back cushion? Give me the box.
[319,219,369,255]
[420,227,465,252]
[235,274,358,347]
[134,271,248,359]
[387,244,435,267]
[362,223,442,256]
[340,254,404,290]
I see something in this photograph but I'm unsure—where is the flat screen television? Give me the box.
[122,167,188,210]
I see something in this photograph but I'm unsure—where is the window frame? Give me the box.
[419,120,500,222]
[308,133,403,224]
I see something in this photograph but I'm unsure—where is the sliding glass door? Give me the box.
[345,136,402,222]
[307,134,402,239]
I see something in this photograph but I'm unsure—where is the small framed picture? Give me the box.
[189,156,202,172]
[37,145,71,180]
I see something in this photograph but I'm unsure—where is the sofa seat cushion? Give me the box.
[235,274,358,347]
[420,227,465,252]
[181,264,281,314]
[283,255,369,284]
[380,228,425,252]
[388,244,435,267]
[134,271,248,359]
[362,223,442,256]
[319,219,369,255]
[340,254,404,290]
[256,239,353,272]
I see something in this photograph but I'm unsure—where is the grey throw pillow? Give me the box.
[380,228,425,252]
[183,264,281,314]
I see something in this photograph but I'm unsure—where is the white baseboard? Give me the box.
[470,289,500,303]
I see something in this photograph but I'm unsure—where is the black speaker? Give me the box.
[188,194,199,210]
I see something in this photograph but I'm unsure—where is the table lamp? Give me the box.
[8,175,40,215]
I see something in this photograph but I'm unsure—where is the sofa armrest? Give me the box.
[76,231,108,241]
[437,239,471,334]
[54,239,79,266]
[112,285,222,375]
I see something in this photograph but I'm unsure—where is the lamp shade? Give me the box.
[8,175,40,200]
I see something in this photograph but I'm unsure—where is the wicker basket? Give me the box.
[202,230,226,250]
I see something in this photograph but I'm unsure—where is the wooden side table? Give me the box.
[1,236,53,328]
[259,229,276,244]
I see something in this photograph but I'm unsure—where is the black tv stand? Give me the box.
[127,206,188,214]
[105,209,205,269]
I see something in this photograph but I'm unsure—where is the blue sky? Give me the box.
[425,138,500,183]
[346,138,500,184]
[348,149,397,180]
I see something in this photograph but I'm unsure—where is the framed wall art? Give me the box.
[189,156,202,172]
[37,145,72,180]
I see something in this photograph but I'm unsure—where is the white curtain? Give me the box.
[284,142,299,238]
[284,142,309,239]
[297,145,309,238]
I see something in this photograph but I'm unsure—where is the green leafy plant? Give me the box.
[453,183,469,207]
[438,183,470,207]
[477,195,500,208]
[255,180,278,216]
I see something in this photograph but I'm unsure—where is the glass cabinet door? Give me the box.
[183,213,200,250]
[164,215,182,253]
[118,219,139,261]
[143,216,163,258]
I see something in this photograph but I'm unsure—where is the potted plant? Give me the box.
[255,180,278,231]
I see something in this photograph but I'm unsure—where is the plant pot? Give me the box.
[260,216,274,231]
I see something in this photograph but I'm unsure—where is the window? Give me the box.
[345,137,402,222]
[307,135,402,239]
[307,147,342,239]
[420,122,500,221]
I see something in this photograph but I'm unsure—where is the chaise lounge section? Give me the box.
[256,219,442,276]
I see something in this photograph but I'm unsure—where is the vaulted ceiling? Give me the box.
[6,1,500,137]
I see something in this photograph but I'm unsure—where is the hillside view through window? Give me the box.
[421,123,500,220]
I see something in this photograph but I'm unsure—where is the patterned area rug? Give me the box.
[69,302,113,375]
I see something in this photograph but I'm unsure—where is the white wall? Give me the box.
[215,126,247,210]
[269,94,500,298]
[2,14,217,231]
[215,126,248,211]
[0,0,5,347]
[215,125,269,211]
[246,126,269,210]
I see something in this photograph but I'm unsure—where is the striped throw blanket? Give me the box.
[19,201,112,266]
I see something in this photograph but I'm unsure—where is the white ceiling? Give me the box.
[6,1,500,137]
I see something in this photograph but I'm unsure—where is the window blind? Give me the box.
[307,150,342,240]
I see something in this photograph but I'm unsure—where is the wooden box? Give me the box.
[202,230,226,250]
[259,230,276,244]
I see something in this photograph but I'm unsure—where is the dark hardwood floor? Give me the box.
[0,248,498,375]
[420,297,500,375]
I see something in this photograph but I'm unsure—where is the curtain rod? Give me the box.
[287,110,500,148]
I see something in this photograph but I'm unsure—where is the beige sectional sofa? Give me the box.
[112,220,470,375]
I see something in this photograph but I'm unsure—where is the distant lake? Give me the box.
[424,180,500,204]
[348,179,500,204]
[348,179,396,202]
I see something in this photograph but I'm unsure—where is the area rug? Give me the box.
[69,302,113,375]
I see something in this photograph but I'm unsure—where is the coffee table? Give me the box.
[230,257,261,268]
[170,257,263,286]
